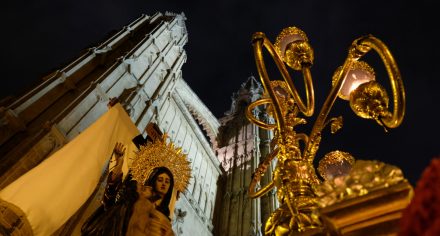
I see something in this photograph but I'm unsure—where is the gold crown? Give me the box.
[130,134,191,193]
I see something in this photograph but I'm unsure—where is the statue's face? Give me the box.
[155,173,171,197]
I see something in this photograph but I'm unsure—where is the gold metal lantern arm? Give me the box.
[252,31,315,129]
[245,98,277,130]
[246,27,315,198]
[303,34,405,161]
[355,35,405,128]
[246,25,407,235]
[248,148,279,198]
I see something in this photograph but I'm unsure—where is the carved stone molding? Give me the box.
[0,125,66,189]
[0,108,26,146]
[174,80,220,144]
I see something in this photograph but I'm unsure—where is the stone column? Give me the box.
[258,113,275,233]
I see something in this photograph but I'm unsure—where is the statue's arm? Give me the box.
[102,172,123,209]
[101,142,126,209]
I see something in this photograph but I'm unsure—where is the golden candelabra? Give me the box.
[246,27,412,235]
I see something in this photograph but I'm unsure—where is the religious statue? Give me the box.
[81,123,191,236]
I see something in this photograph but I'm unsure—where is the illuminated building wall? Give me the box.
[0,12,221,236]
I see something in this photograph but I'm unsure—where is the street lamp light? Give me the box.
[246,27,410,235]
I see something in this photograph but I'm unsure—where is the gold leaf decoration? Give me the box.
[131,134,191,193]
[330,116,343,134]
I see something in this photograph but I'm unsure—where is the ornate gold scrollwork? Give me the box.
[350,36,405,129]
[247,26,406,235]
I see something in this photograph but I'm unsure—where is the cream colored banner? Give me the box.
[0,104,139,236]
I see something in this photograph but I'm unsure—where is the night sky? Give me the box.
[1,0,438,185]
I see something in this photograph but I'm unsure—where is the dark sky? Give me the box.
[1,0,438,185]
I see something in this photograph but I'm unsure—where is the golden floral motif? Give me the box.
[274,27,313,70]
[330,116,343,134]
[315,160,405,208]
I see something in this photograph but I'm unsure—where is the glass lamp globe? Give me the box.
[333,61,375,100]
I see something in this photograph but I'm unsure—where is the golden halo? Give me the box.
[131,134,191,193]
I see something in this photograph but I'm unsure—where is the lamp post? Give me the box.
[246,27,407,235]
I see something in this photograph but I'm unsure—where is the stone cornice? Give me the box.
[175,79,220,141]
[172,91,221,173]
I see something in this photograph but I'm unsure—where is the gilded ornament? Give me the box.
[263,80,292,117]
[274,27,313,70]
[332,61,375,87]
[247,25,408,235]
[318,150,355,181]
[349,80,391,126]
[131,134,192,193]
[329,116,343,134]
[315,160,405,208]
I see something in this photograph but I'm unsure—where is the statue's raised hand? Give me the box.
[111,142,126,175]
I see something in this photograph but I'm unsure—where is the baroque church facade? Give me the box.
[0,12,276,235]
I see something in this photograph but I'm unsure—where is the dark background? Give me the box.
[1,0,438,185]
